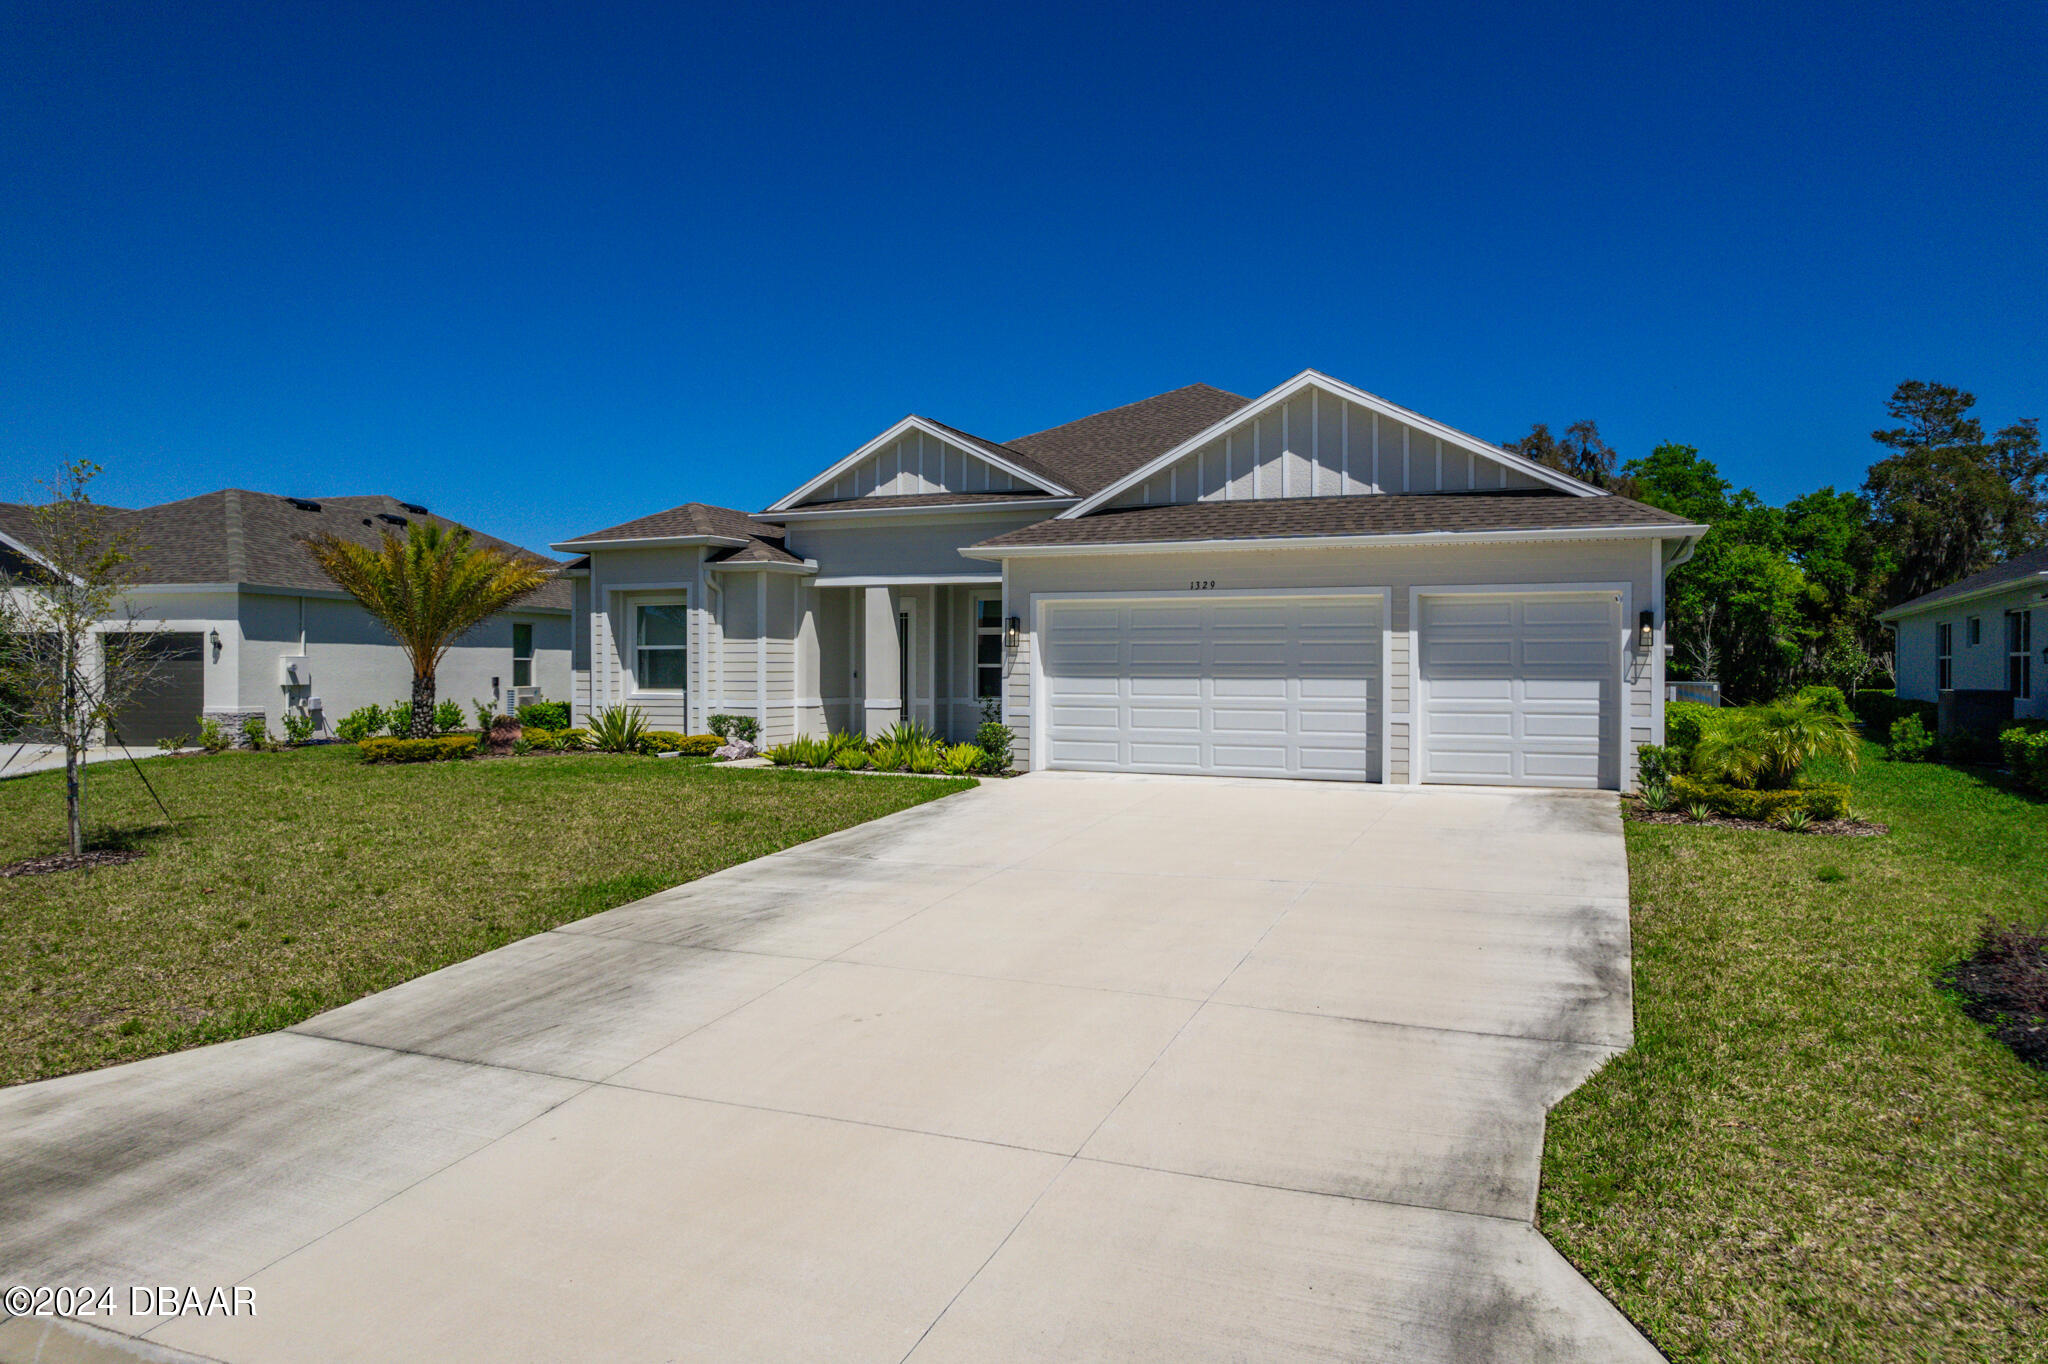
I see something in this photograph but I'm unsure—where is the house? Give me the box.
[1878,545,2046,722]
[0,490,572,746]
[555,371,1709,790]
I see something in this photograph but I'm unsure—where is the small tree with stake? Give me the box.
[304,521,552,739]
[0,462,168,856]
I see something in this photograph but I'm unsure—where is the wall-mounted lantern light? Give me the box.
[1637,609,1655,651]
[1005,615,1021,649]
[207,628,222,660]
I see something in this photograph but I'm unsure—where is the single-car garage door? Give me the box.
[1040,594,1380,781]
[1418,592,1619,789]
[106,632,205,748]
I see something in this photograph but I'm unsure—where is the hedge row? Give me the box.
[1669,775,1851,822]
[1849,690,1938,737]
[2001,722,2048,793]
[358,736,480,764]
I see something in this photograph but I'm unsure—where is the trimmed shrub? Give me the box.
[517,700,571,731]
[1634,743,1677,786]
[335,704,386,743]
[523,726,559,750]
[385,701,414,737]
[1887,714,1936,762]
[1998,722,2048,793]
[1850,690,1937,738]
[668,734,721,757]
[240,714,273,750]
[358,736,480,763]
[1662,701,1719,766]
[1794,684,1851,720]
[556,727,590,751]
[1669,775,1851,822]
[433,699,465,733]
[974,695,1014,772]
[281,712,315,745]
[708,713,761,744]
[195,717,230,753]
[642,729,692,753]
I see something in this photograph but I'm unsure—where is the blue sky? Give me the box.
[4,1,2043,555]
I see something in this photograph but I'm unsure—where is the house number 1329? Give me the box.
[1188,580,1217,590]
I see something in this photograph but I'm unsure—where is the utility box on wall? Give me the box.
[279,655,311,687]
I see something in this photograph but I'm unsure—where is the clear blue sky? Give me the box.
[4,1,2043,555]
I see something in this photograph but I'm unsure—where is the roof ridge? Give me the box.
[1007,383,1248,445]
[222,488,247,582]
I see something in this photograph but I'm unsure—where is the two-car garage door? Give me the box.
[1037,589,1621,789]
[1040,595,1381,781]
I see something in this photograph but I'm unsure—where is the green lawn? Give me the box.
[1541,747,2048,1362]
[0,746,971,1088]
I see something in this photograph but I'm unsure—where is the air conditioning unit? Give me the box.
[279,655,311,687]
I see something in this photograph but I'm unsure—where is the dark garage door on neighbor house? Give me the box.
[106,632,205,747]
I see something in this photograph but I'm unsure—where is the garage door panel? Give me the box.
[1420,593,1617,790]
[1042,596,1381,782]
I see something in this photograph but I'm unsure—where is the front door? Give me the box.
[898,610,911,725]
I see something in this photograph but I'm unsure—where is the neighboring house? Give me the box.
[1879,545,2047,722]
[0,490,571,745]
[556,370,1708,790]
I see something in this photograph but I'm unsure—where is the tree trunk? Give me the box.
[64,640,84,855]
[411,672,436,738]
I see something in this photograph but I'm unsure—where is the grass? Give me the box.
[0,745,971,1088]
[1541,746,2048,1362]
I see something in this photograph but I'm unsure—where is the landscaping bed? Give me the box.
[1541,746,2048,1361]
[1624,803,1887,838]
[0,744,971,1087]
[1944,920,2048,1072]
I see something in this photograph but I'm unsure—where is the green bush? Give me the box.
[975,696,1014,772]
[385,700,414,737]
[587,705,650,753]
[767,735,833,767]
[1691,697,1860,790]
[335,705,386,743]
[831,748,871,770]
[1662,701,1719,766]
[708,713,760,744]
[281,712,315,745]
[195,717,230,753]
[1793,684,1851,720]
[1887,714,1936,762]
[357,736,480,763]
[642,729,691,753]
[433,699,465,733]
[240,714,273,750]
[1669,775,1851,822]
[517,700,571,731]
[942,742,986,776]
[1634,743,1676,786]
[1998,722,2048,792]
[471,698,497,732]
[669,734,721,757]
[1850,690,1936,737]
[556,727,590,751]
[523,726,559,750]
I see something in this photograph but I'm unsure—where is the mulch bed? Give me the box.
[1945,922,2048,1072]
[0,849,146,878]
[1625,803,1888,837]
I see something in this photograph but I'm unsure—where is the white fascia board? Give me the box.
[547,534,751,552]
[1061,369,1602,518]
[769,497,1078,521]
[766,416,1073,512]
[1877,571,2048,621]
[813,572,1002,586]
[705,558,819,575]
[0,528,79,584]
[961,522,1711,561]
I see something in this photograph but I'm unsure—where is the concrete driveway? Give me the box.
[0,772,1657,1363]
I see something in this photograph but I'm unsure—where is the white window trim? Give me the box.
[2009,608,2033,700]
[510,620,535,689]
[628,593,691,699]
[971,589,1003,705]
[1936,621,1954,691]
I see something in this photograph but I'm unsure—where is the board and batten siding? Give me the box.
[572,545,706,732]
[1106,388,1551,508]
[814,428,1035,503]
[1001,537,1666,787]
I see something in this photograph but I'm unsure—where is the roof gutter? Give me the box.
[706,558,819,575]
[960,521,1711,561]
[547,534,751,552]
[1876,570,2048,621]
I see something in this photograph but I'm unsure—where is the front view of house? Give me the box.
[556,371,1706,790]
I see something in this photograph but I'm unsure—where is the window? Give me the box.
[1967,615,1982,646]
[511,622,534,689]
[974,596,1003,700]
[1936,621,1953,691]
[2010,609,2034,700]
[634,602,689,693]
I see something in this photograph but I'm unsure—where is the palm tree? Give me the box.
[1691,696,1861,790]
[305,522,552,738]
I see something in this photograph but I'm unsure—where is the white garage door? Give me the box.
[1418,592,1619,789]
[1040,594,1380,781]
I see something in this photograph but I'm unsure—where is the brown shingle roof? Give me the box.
[707,537,806,567]
[1004,384,1252,495]
[967,493,1697,552]
[912,417,1076,494]
[556,501,777,547]
[0,491,572,608]
[1881,544,2048,615]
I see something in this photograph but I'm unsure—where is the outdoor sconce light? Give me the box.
[1637,609,1655,651]
[1005,615,1021,648]
[207,628,221,660]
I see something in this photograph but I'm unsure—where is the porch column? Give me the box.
[861,584,900,738]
